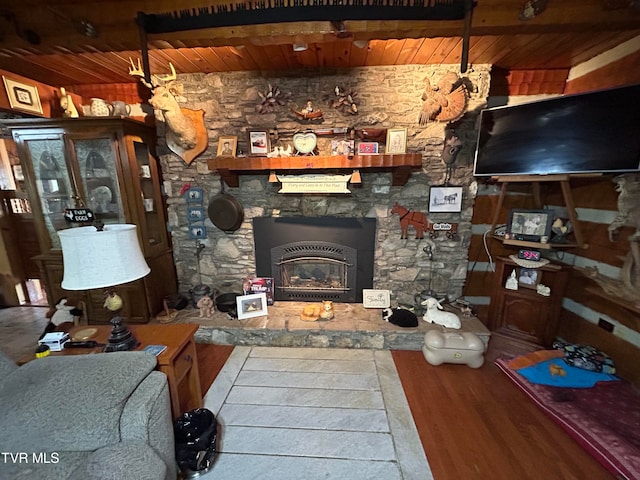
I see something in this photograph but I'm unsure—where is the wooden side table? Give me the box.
[23,323,203,419]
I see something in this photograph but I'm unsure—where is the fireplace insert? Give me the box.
[253,217,376,303]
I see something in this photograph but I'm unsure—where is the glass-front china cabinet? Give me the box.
[2,117,177,323]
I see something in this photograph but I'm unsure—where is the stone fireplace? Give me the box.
[253,217,376,303]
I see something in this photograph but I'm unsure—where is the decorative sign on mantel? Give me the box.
[277,174,352,194]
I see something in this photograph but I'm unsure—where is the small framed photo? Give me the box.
[12,165,24,182]
[236,292,268,320]
[140,165,151,178]
[429,186,463,213]
[185,187,203,204]
[2,76,43,115]
[362,289,391,308]
[518,268,542,289]
[188,225,207,239]
[506,209,553,243]
[248,130,270,156]
[331,139,354,156]
[358,142,379,154]
[187,207,204,222]
[385,128,407,154]
[217,136,237,157]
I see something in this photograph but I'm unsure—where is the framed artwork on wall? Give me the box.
[217,136,237,157]
[385,128,407,154]
[184,187,203,204]
[248,130,270,156]
[188,225,207,239]
[429,186,463,213]
[2,77,43,115]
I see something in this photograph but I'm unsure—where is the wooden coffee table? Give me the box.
[23,323,203,419]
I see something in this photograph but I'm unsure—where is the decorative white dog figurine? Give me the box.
[421,297,461,329]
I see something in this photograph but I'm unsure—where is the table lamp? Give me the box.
[58,224,150,352]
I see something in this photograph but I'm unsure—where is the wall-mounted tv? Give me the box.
[473,84,640,177]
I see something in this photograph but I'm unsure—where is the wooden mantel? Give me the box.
[207,153,423,187]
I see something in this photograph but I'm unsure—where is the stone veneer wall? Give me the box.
[157,65,491,308]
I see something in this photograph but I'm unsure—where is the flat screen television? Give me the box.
[473,84,640,177]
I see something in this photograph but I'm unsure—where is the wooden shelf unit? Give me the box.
[207,153,423,187]
[489,174,588,250]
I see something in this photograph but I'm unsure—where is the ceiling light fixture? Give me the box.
[353,40,368,49]
[293,42,308,52]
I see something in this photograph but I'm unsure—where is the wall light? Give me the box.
[293,42,308,52]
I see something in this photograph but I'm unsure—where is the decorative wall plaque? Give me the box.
[277,174,352,194]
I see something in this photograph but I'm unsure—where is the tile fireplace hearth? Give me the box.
[161,302,491,351]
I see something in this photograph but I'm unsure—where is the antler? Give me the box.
[128,58,153,89]
[154,63,176,84]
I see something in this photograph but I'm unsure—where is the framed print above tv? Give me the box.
[505,209,553,243]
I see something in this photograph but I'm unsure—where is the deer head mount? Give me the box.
[129,58,204,160]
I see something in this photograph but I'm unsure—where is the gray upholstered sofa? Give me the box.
[0,350,177,480]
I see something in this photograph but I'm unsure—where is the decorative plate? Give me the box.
[73,327,97,341]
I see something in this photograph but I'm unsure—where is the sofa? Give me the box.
[0,350,177,480]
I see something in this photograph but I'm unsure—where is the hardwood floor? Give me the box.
[196,340,615,480]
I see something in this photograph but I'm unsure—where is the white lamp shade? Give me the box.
[59,224,151,290]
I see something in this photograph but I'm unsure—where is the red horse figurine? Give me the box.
[391,202,428,239]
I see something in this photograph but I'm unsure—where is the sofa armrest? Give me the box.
[120,371,177,480]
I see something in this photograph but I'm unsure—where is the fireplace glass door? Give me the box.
[279,257,349,293]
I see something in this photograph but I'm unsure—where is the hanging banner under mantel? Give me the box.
[276,174,353,194]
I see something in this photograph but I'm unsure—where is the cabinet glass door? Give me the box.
[74,138,125,225]
[26,138,74,249]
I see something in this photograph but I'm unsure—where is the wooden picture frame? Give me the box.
[248,130,270,156]
[2,76,43,115]
[236,292,268,319]
[217,136,237,157]
[385,128,407,154]
[518,267,542,289]
[506,209,553,243]
[429,186,463,213]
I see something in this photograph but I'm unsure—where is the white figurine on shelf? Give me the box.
[505,270,518,290]
[536,284,551,296]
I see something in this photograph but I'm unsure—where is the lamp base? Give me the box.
[104,316,139,352]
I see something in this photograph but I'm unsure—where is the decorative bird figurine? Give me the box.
[418,72,468,125]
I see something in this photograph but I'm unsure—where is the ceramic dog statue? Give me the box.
[197,296,214,318]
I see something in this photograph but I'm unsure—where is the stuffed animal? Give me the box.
[382,307,419,328]
[49,298,82,326]
[197,296,214,318]
[300,304,321,321]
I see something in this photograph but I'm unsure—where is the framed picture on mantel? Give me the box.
[248,130,270,156]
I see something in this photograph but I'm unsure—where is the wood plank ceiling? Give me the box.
[0,0,639,96]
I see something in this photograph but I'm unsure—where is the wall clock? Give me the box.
[293,132,317,155]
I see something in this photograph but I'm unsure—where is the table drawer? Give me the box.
[174,341,195,382]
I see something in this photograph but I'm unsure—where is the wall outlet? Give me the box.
[598,318,614,332]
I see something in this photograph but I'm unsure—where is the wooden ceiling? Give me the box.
[0,0,639,95]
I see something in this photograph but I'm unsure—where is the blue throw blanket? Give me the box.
[516,359,619,388]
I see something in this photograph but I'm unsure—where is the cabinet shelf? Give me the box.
[493,235,581,250]
[207,153,422,187]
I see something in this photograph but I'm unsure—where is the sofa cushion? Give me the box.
[0,351,157,452]
[83,442,167,480]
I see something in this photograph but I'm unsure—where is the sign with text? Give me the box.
[277,174,352,194]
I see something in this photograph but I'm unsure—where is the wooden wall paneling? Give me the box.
[363,39,387,66]
[556,310,640,386]
[394,38,426,65]
[379,39,406,66]
[348,41,370,67]
[567,30,640,68]
[565,48,640,94]
[426,37,462,64]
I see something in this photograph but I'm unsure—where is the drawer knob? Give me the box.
[185,354,192,362]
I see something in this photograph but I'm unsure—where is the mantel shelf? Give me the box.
[207,153,423,187]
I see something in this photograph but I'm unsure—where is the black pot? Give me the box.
[215,293,241,313]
